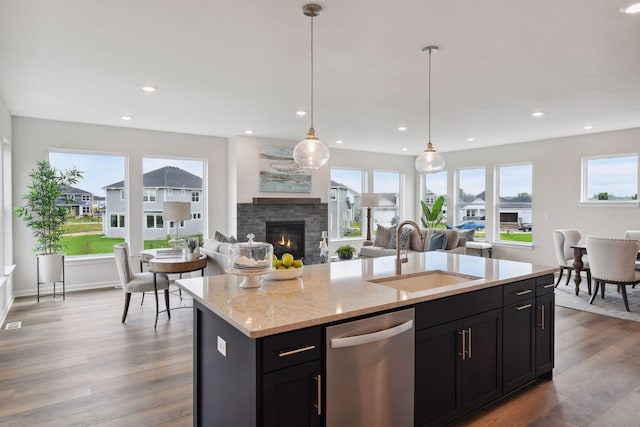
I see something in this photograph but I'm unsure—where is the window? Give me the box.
[146,213,164,229]
[143,189,157,202]
[329,168,364,239]
[423,170,447,224]
[143,157,205,245]
[373,171,401,230]
[581,154,638,202]
[111,214,125,228]
[456,167,486,239]
[49,151,126,256]
[497,163,532,243]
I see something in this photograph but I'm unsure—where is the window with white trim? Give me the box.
[82,194,91,202]
[146,213,164,229]
[143,189,157,203]
[456,167,486,240]
[192,191,200,202]
[496,163,532,243]
[373,171,401,230]
[111,214,125,228]
[192,212,201,220]
[581,154,638,202]
[423,170,447,224]
[329,168,364,239]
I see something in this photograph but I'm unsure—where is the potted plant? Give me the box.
[186,238,200,260]
[420,195,445,229]
[336,245,356,260]
[15,160,83,284]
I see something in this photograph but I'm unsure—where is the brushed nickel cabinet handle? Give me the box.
[279,345,316,358]
[539,305,545,330]
[515,303,532,311]
[514,289,533,296]
[314,374,322,415]
[543,283,555,289]
[467,328,472,359]
[458,330,466,360]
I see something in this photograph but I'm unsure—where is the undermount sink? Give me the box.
[369,270,481,293]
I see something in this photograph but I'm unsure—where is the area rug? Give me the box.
[554,278,640,322]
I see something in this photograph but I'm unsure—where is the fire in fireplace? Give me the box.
[266,220,305,260]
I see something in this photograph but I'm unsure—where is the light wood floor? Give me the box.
[2,289,640,426]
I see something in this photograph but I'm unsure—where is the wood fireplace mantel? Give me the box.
[252,197,321,205]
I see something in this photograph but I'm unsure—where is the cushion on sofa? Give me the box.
[387,226,411,250]
[427,231,448,251]
[214,230,238,244]
[373,225,392,247]
[444,229,459,250]
[410,229,429,251]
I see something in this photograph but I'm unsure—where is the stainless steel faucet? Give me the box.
[395,220,424,275]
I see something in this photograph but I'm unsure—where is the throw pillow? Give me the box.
[426,231,448,252]
[387,226,411,250]
[373,225,392,247]
[214,230,238,243]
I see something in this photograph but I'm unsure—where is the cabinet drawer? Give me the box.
[536,274,556,296]
[262,326,321,373]
[416,286,502,330]
[503,279,535,305]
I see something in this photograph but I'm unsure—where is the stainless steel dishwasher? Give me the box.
[325,308,414,427]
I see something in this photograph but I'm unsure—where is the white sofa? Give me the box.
[199,239,231,275]
[359,227,466,258]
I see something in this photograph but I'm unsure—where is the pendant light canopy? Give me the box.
[415,45,445,174]
[293,3,330,169]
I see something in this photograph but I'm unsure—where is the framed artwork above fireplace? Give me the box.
[259,146,311,193]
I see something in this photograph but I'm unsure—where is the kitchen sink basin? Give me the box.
[369,270,481,293]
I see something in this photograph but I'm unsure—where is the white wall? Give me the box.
[12,117,228,296]
[0,96,13,324]
[443,127,640,267]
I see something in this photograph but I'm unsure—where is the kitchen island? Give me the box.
[177,251,557,427]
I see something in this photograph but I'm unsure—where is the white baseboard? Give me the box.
[0,295,15,328]
[12,280,121,298]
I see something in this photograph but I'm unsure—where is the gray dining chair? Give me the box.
[553,229,591,294]
[113,243,170,323]
[586,237,640,312]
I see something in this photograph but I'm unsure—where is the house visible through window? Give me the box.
[329,168,364,239]
[497,163,532,243]
[146,213,164,229]
[192,212,201,220]
[581,154,638,202]
[456,167,486,240]
[192,191,200,202]
[373,171,401,230]
[49,151,126,256]
[424,170,447,224]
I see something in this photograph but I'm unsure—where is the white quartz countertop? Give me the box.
[177,252,557,338]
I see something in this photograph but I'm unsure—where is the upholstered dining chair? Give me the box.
[586,237,640,312]
[624,230,640,272]
[113,243,170,323]
[553,229,591,294]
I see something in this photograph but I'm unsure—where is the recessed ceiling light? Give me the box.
[121,115,132,121]
[141,85,157,92]
[583,125,593,130]
[467,137,475,142]
[621,3,640,14]
[402,147,408,151]
[245,129,254,134]
[397,126,407,132]
[531,111,545,117]
[336,140,343,144]
[296,110,307,116]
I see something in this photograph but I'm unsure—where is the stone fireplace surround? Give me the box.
[237,198,328,262]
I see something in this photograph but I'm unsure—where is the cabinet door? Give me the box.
[502,299,535,393]
[415,320,463,427]
[535,293,555,376]
[262,360,321,427]
[461,308,502,414]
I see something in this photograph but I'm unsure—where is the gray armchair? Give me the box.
[113,243,170,324]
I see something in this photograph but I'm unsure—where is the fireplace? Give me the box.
[266,221,305,259]
[237,198,328,262]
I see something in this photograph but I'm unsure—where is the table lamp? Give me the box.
[360,193,381,241]
[163,201,191,249]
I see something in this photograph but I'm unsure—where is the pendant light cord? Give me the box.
[310,12,315,130]
[428,48,431,143]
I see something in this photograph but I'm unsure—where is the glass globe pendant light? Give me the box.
[415,45,445,174]
[293,3,330,169]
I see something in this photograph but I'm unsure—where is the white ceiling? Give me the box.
[1,0,639,156]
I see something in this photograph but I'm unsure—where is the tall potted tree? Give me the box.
[15,160,83,284]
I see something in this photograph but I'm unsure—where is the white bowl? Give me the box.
[264,266,304,281]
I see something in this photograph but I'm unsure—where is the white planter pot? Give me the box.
[37,253,64,283]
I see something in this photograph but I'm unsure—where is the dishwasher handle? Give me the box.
[330,319,413,349]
